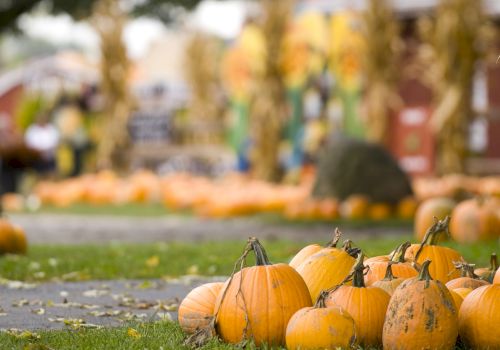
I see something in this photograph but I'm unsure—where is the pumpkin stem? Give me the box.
[453,261,477,278]
[490,253,498,271]
[325,228,342,248]
[417,260,433,288]
[382,262,397,281]
[248,237,271,266]
[314,290,329,308]
[342,240,361,258]
[414,217,450,262]
[389,241,411,263]
[352,253,366,288]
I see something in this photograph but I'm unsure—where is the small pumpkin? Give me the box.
[178,282,224,334]
[295,236,357,301]
[414,197,455,241]
[383,260,459,350]
[11,224,27,255]
[325,253,390,347]
[339,194,370,220]
[474,253,498,283]
[364,242,418,286]
[289,229,341,269]
[215,237,312,346]
[450,198,499,243]
[405,217,463,283]
[453,287,472,299]
[449,289,464,310]
[458,284,500,349]
[368,202,392,220]
[445,262,489,290]
[286,291,358,350]
[372,263,405,296]
[0,219,17,254]
[397,196,418,220]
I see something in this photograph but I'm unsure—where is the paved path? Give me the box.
[9,214,410,244]
[0,276,223,330]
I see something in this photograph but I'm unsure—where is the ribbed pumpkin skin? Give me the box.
[445,277,489,290]
[296,249,355,301]
[372,277,404,296]
[364,261,417,286]
[459,284,500,349]
[286,305,357,350]
[215,264,312,346]
[326,286,390,347]
[383,272,458,350]
[289,244,322,269]
[178,282,224,334]
[405,244,462,283]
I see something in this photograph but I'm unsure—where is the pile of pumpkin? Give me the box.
[178,219,499,349]
[0,218,28,255]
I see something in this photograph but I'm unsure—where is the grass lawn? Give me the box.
[0,238,497,282]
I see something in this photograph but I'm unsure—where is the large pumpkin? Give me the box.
[289,229,341,269]
[474,253,498,283]
[364,242,417,286]
[325,254,390,347]
[372,263,405,296]
[445,262,489,290]
[0,219,17,254]
[215,238,312,346]
[178,282,224,334]
[11,224,27,255]
[450,198,499,243]
[295,238,357,301]
[494,267,500,284]
[383,260,459,350]
[414,197,455,241]
[286,292,358,350]
[405,217,463,283]
[458,284,500,349]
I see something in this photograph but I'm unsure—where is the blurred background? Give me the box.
[0,0,499,222]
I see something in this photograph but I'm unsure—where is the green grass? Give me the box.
[0,238,497,282]
[26,203,176,217]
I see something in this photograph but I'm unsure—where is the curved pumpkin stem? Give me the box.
[389,241,411,263]
[314,290,330,308]
[342,240,361,258]
[417,260,433,288]
[382,262,397,281]
[325,228,342,248]
[248,237,271,266]
[453,261,477,278]
[414,217,450,262]
[352,253,366,288]
[490,253,498,271]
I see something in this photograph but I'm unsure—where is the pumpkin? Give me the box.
[445,262,489,290]
[178,282,224,334]
[295,237,357,301]
[286,291,358,350]
[414,197,455,241]
[289,229,341,269]
[368,202,392,220]
[449,289,464,310]
[383,260,459,350]
[494,267,500,284]
[325,254,390,347]
[0,219,17,254]
[405,217,463,283]
[372,263,405,296]
[450,198,499,243]
[316,198,339,220]
[453,287,472,299]
[364,242,418,286]
[339,194,370,219]
[458,284,500,349]
[474,253,498,283]
[397,196,418,220]
[11,224,27,254]
[215,238,312,346]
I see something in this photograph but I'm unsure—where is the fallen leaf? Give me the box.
[127,328,141,339]
[145,255,160,268]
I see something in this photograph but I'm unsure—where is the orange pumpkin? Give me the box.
[449,289,464,310]
[11,224,27,255]
[450,198,499,243]
[383,260,458,350]
[289,229,341,269]
[339,194,370,220]
[215,238,312,346]
[397,196,418,220]
[295,237,357,301]
[459,284,500,349]
[326,254,390,347]
[368,203,392,220]
[474,253,498,283]
[445,262,489,290]
[372,263,405,296]
[0,219,17,254]
[494,267,500,284]
[405,217,463,283]
[286,292,358,350]
[414,197,455,241]
[178,282,224,334]
[364,242,418,286]
[453,287,473,299]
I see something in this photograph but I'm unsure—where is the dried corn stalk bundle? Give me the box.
[92,0,133,171]
[183,33,224,144]
[361,0,401,145]
[249,0,292,181]
[420,0,486,175]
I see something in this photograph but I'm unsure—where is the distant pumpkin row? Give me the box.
[178,220,499,349]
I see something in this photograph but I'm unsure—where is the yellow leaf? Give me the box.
[127,328,141,339]
[187,265,199,275]
[145,255,160,268]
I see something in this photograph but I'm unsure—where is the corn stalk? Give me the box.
[420,0,485,175]
[361,0,401,145]
[92,0,132,171]
[249,0,292,181]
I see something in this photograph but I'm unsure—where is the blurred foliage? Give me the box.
[14,93,48,131]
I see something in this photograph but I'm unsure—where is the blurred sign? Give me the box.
[128,111,170,144]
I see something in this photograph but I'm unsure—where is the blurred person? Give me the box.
[24,113,59,176]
